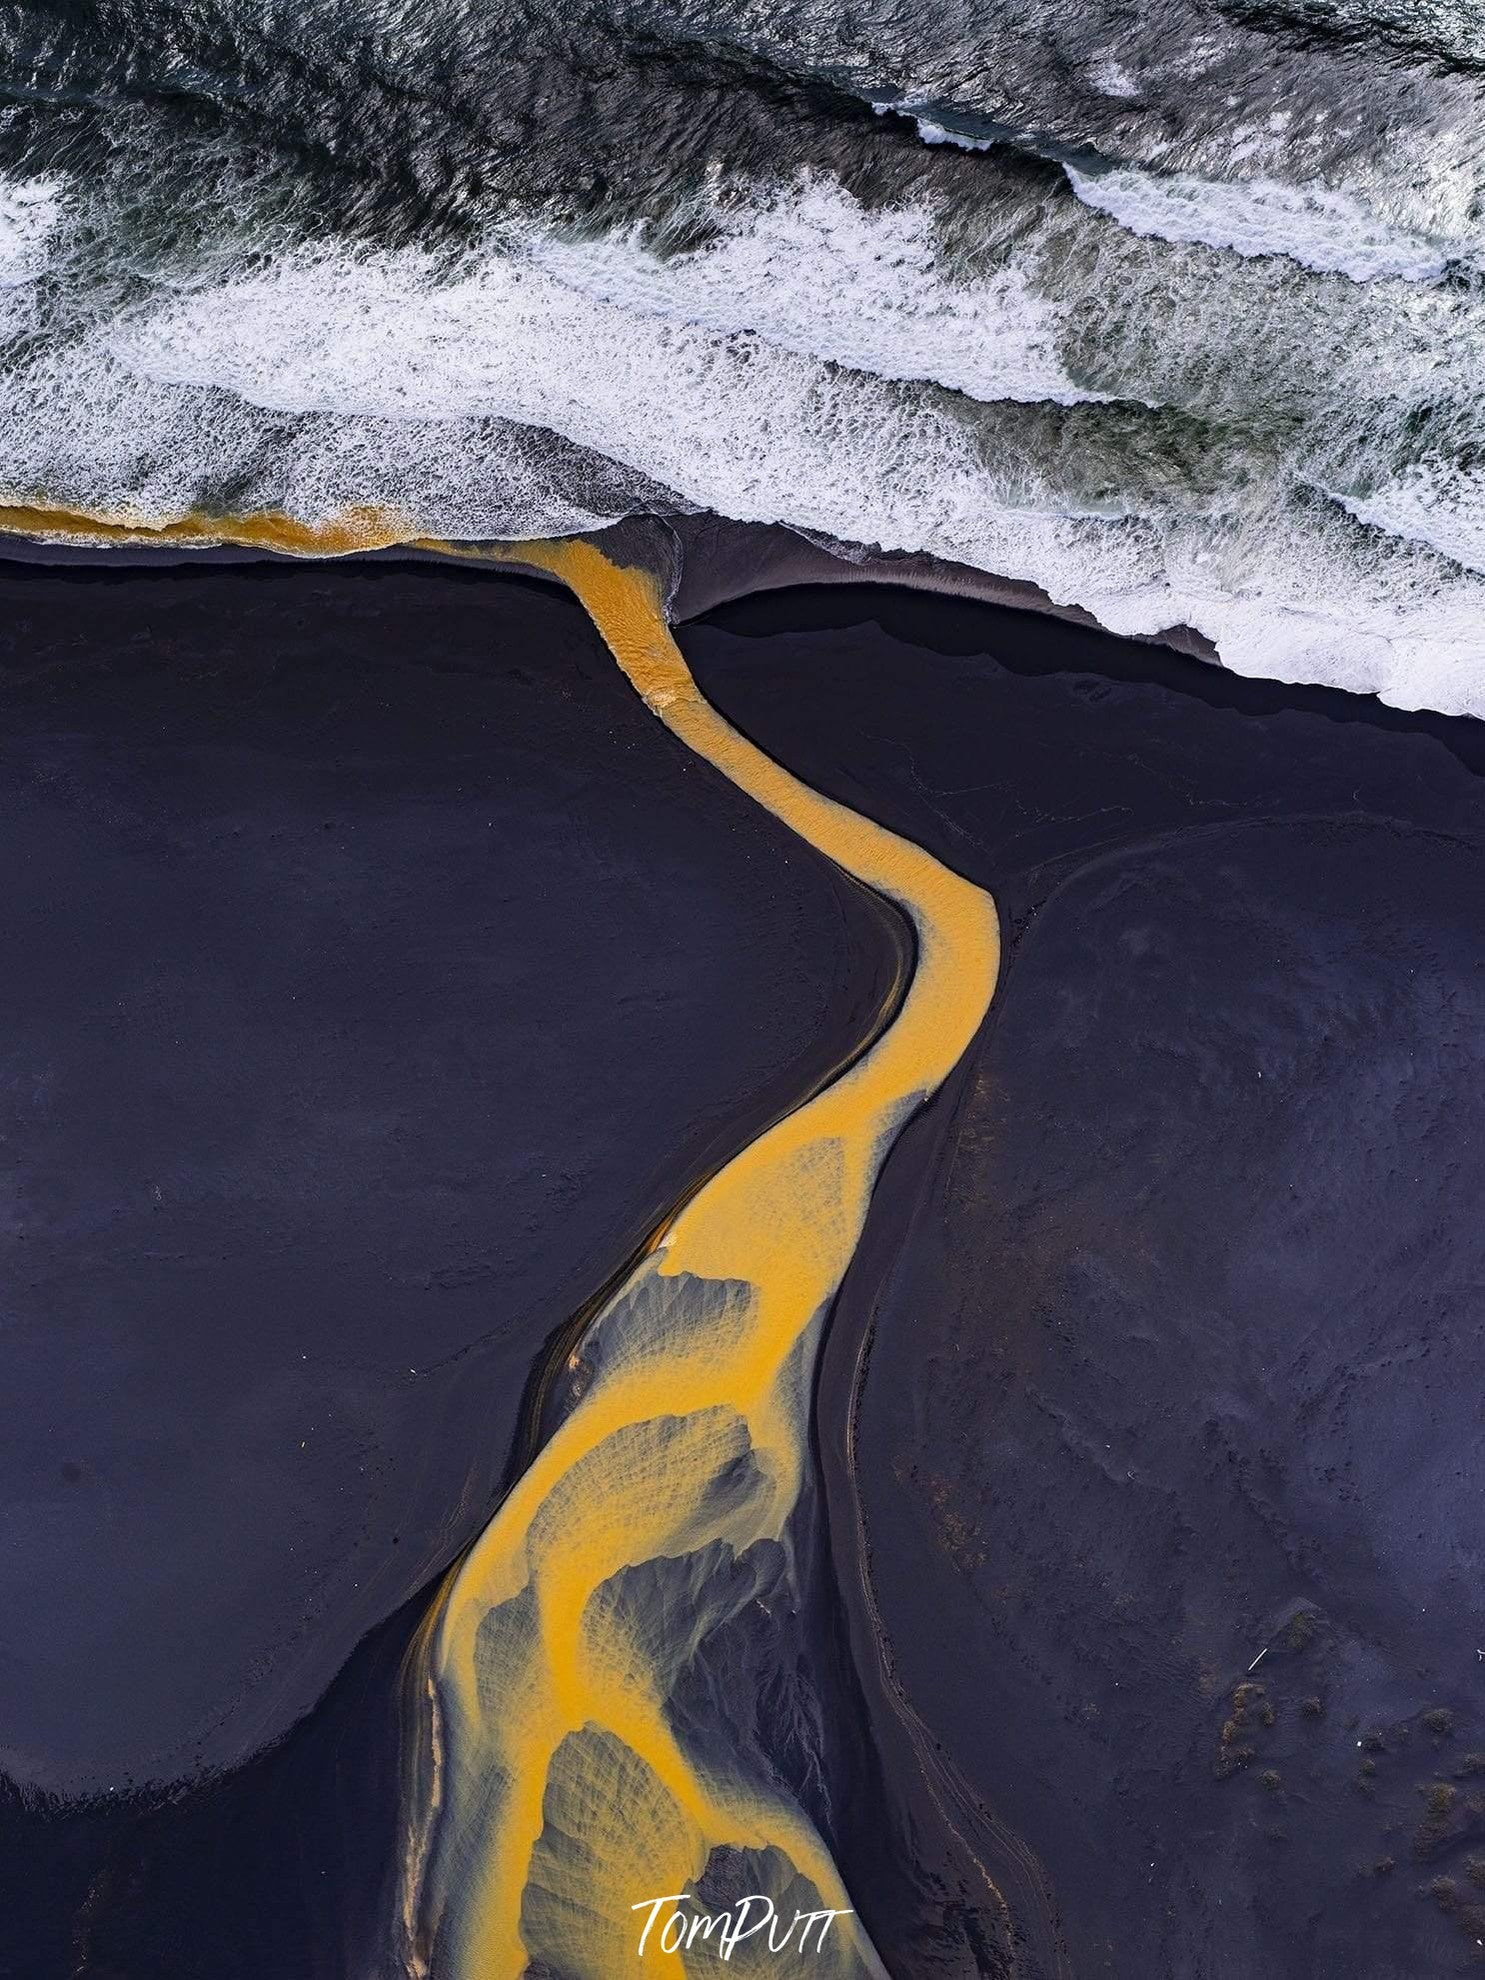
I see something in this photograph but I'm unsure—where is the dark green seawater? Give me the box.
[1,0,1485,706]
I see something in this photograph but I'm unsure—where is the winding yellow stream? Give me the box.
[399,540,1001,1977]
[0,503,1001,1974]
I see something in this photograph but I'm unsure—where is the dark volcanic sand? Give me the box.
[0,563,900,1976]
[8,560,1485,1980]
[687,588,1485,1980]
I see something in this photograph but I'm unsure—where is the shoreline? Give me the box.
[0,509,1220,661]
[5,519,1478,780]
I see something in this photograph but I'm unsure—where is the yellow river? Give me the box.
[399,539,1000,1977]
[0,507,1001,1976]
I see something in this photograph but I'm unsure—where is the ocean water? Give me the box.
[2,0,1484,710]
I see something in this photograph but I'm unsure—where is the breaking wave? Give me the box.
[3,0,1485,711]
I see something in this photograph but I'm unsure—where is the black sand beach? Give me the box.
[5,557,1484,1977]
[6,0,1485,1961]
[689,584,1485,1979]
[0,560,899,1977]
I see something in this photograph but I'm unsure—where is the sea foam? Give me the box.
[516,183,1107,409]
[1064,164,1459,283]
[4,167,1485,717]
[0,176,64,286]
